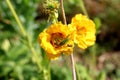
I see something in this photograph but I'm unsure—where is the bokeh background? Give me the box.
[0,0,120,80]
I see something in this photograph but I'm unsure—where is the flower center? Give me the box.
[76,26,86,35]
[50,33,65,48]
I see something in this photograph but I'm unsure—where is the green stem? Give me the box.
[80,0,88,17]
[79,0,96,79]
[5,0,26,37]
[27,37,42,70]
[5,0,42,71]
[47,63,51,80]
[75,65,80,80]
[43,64,51,80]
[91,45,96,80]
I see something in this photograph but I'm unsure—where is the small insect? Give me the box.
[67,44,72,47]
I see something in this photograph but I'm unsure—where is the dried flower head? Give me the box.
[43,0,60,23]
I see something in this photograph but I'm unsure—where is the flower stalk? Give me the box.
[79,0,96,79]
[60,0,67,24]
[80,0,88,17]
[5,0,26,37]
[5,0,42,71]
[70,54,77,80]
[60,0,76,80]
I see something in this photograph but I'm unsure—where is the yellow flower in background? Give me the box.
[70,14,96,49]
[38,22,74,59]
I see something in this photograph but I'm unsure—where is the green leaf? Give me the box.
[97,70,106,80]
[94,17,101,30]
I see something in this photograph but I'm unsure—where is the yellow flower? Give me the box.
[70,14,96,49]
[38,22,74,59]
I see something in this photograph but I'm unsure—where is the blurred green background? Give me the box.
[0,0,120,80]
